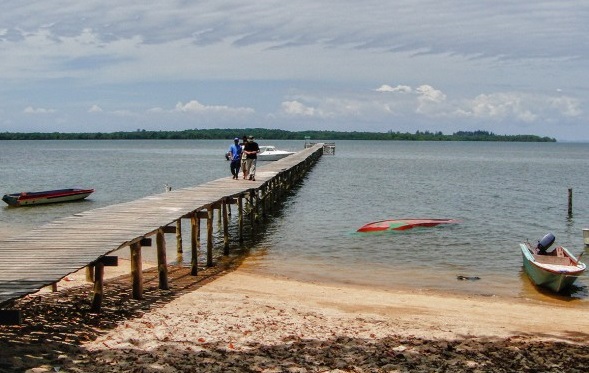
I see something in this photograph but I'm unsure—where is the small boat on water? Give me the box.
[357,218,459,232]
[258,146,295,161]
[519,233,586,293]
[2,188,95,207]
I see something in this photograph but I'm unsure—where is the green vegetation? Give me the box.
[0,128,556,142]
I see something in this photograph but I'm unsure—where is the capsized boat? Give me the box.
[519,233,586,293]
[357,218,459,232]
[2,188,95,207]
[258,146,295,161]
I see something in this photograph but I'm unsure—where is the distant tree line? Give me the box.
[0,128,556,142]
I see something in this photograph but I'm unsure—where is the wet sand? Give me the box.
[1,256,588,372]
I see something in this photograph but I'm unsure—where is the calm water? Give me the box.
[1,140,588,304]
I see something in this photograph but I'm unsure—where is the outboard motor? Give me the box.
[536,233,555,254]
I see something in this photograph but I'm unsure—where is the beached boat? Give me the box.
[258,146,295,161]
[2,188,95,207]
[357,218,459,232]
[519,233,586,293]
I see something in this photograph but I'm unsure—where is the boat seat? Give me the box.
[534,255,571,266]
[556,246,565,257]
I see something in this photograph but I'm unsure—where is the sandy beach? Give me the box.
[1,257,588,372]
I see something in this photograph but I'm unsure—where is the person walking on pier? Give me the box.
[240,135,248,179]
[243,135,260,181]
[227,137,243,179]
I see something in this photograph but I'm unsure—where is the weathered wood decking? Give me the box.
[0,144,324,315]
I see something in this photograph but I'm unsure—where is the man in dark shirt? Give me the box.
[243,135,260,181]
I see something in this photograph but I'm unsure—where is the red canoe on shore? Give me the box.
[2,188,95,207]
[357,218,459,232]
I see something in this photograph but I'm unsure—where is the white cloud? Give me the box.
[415,85,447,104]
[414,85,447,116]
[475,93,536,122]
[112,110,137,117]
[281,97,384,119]
[453,92,583,123]
[88,104,103,113]
[280,86,584,128]
[549,96,582,117]
[281,100,318,117]
[23,106,56,114]
[374,84,449,116]
[173,100,255,115]
[375,84,412,93]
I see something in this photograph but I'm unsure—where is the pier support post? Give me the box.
[269,179,276,210]
[190,212,198,275]
[238,194,244,243]
[223,199,230,255]
[90,262,104,312]
[249,190,256,236]
[261,185,267,220]
[207,206,214,267]
[156,228,169,290]
[276,175,283,201]
[130,241,143,299]
[176,219,183,253]
[86,265,94,282]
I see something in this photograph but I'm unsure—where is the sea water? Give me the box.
[1,140,588,303]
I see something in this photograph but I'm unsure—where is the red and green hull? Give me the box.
[357,218,459,232]
[2,188,94,207]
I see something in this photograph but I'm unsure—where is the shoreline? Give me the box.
[1,258,588,372]
[7,225,586,305]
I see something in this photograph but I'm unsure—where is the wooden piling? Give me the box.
[250,189,258,235]
[238,194,244,243]
[261,185,268,220]
[568,188,573,216]
[207,206,214,267]
[156,229,169,290]
[130,241,143,299]
[190,212,198,275]
[223,199,230,255]
[90,262,104,312]
[85,265,94,282]
[176,219,183,253]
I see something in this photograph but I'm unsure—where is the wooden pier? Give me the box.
[0,144,325,323]
[305,141,335,155]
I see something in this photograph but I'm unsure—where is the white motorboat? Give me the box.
[257,146,295,161]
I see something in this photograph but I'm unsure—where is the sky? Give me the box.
[0,1,588,141]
